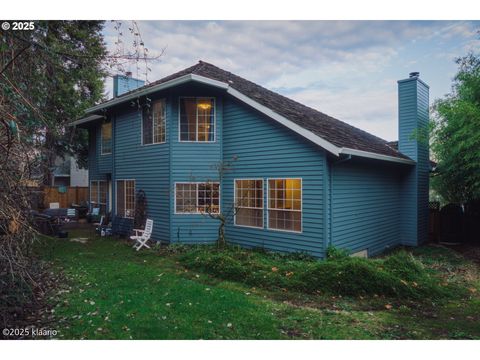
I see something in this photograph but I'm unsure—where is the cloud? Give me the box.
[101,20,480,140]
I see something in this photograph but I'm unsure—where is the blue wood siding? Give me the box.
[398,77,429,246]
[113,105,170,243]
[168,85,223,243]
[330,159,404,256]
[222,97,326,258]
[88,125,112,177]
[83,78,427,258]
[87,125,110,210]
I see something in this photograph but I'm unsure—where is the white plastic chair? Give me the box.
[93,215,105,236]
[130,219,153,251]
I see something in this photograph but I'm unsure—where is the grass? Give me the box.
[34,228,480,339]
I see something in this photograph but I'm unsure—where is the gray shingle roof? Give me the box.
[97,61,410,160]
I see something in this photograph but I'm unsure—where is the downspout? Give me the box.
[112,113,116,217]
[328,154,352,248]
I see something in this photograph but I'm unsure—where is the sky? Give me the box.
[102,20,480,141]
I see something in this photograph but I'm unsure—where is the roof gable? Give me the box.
[78,61,413,163]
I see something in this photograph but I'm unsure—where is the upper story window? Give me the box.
[268,178,302,232]
[143,99,166,145]
[235,179,264,228]
[101,122,112,155]
[179,97,215,142]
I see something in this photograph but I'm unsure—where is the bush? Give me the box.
[178,245,460,301]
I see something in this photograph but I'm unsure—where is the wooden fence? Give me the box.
[42,186,88,209]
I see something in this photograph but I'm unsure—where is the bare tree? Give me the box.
[183,157,240,248]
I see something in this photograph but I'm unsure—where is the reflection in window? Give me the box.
[235,179,263,228]
[179,98,215,142]
[268,178,302,232]
[116,180,135,218]
[143,99,166,144]
[101,122,112,154]
[175,182,220,214]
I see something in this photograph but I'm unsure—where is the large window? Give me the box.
[268,178,302,232]
[179,97,215,142]
[90,180,107,214]
[116,180,135,218]
[234,179,264,228]
[175,182,220,214]
[143,99,166,144]
[101,122,112,155]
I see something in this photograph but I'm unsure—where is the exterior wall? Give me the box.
[88,125,110,182]
[398,77,430,246]
[113,104,170,243]
[222,97,326,258]
[168,85,224,243]
[330,158,405,256]
[84,81,421,258]
[87,125,111,211]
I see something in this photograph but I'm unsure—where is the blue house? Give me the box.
[72,61,429,258]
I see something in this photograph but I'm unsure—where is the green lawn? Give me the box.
[35,228,480,339]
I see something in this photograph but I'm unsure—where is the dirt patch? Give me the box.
[445,243,480,265]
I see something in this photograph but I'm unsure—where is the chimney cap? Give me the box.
[409,71,420,78]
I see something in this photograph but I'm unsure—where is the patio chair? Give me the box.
[130,219,153,251]
[66,208,77,221]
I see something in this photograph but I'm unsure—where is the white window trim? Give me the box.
[90,180,107,207]
[141,98,167,146]
[233,178,264,229]
[174,181,221,215]
[266,177,303,234]
[116,179,136,219]
[100,122,112,155]
[178,97,216,143]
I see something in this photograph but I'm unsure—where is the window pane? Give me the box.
[116,180,125,218]
[153,100,166,143]
[142,106,153,145]
[268,178,301,232]
[99,181,107,205]
[180,98,197,141]
[197,182,219,214]
[176,183,197,213]
[236,208,263,228]
[101,122,112,154]
[90,181,98,205]
[235,179,263,228]
[125,180,135,218]
[197,98,214,142]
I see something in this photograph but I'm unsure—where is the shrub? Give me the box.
[326,245,350,260]
[177,245,461,301]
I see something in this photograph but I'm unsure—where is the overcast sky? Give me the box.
[103,20,480,141]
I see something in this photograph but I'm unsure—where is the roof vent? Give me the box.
[125,71,132,77]
[409,72,420,78]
